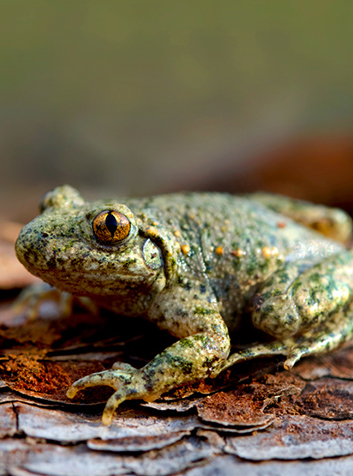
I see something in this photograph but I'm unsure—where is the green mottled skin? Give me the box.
[15,186,353,424]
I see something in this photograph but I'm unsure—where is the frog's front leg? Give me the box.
[220,250,353,374]
[13,282,98,320]
[67,286,230,425]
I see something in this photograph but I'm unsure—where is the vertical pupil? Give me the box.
[105,212,118,236]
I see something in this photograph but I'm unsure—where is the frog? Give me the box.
[15,185,353,425]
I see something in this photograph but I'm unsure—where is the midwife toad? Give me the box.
[15,185,353,424]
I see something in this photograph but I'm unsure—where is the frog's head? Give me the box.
[15,186,166,309]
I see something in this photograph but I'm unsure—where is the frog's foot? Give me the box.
[13,282,98,320]
[214,338,314,376]
[212,339,295,376]
[66,363,158,426]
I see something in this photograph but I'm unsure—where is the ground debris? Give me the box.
[293,345,353,380]
[196,391,275,428]
[224,414,353,460]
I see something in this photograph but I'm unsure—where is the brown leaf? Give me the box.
[15,403,201,445]
[224,415,353,460]
[88,432,190,452]
[181,454,353,476]
[293,346,353,380]
[122,437,218,476]
[0,440,127,476]
[196,391,275,428]
[295,379,353,420]
[0,356,110,404]
[0,403,17,437]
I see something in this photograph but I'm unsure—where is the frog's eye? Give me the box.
[93,210,131,245]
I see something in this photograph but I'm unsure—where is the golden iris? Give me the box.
[93,210,131,244]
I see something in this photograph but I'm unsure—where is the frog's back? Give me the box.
[123,192,343,281]
[124,192,342,254]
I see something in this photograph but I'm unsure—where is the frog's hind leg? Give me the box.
[281,304,353,369]
[216,306,353,375]
[216,251,353,375]
[249,192,352,243]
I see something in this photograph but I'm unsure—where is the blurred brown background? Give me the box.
[1,1,353,223]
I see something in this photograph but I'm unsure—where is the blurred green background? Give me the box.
[1,0,353,222]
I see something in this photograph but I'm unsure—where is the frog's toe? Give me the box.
[66,367,135,399]
[67,367,160,424]
[283,349,306,370]
[102,387,143,425]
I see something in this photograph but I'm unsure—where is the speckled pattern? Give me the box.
[15,186,353,424]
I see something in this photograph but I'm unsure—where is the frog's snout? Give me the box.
[15,221,55,277]
[15,223,39,272]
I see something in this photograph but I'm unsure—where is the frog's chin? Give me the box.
[20,263,158,289]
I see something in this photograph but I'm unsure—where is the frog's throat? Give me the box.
[139,225,177,283]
